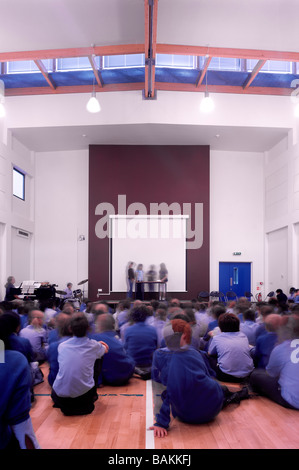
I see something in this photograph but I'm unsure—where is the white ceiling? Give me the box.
[2,0,295,153]
[0,0,144,52]
[11,123,288,153]
[1,0,299,53]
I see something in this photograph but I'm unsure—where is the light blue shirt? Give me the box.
[195,311,211,336]
[266,339,299,409]
[64,287,73,299]
[208,331,254,377]
[53,336,105,398]
[136,270,144,282]
[19,325,48,361]
[240,320,260,346]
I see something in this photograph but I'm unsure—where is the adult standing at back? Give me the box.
[159,263,168,301]
[135,264,144,301]
[276,288,288,308]
[127,262,135,299]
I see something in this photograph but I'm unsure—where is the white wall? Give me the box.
[5,90,297,140]
[264,126,299,293]
[32,146,266,301]
[0,131,35,300]
[210,149,265,297]
[34,149,89,295]
[267,226,288,294]
[11,227,32,284]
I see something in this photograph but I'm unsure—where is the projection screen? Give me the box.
[110,215,188,293]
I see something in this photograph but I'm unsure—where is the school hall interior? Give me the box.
[1,0,299,451]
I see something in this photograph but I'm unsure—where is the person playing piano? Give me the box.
[4,276,20,302]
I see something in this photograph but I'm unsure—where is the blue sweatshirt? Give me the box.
[89,331,135,385]
[47,336,71,386]
[252,332,278,368]
[266,339,299,409]
[124,322,157,367]
[152,347,224,429]
[0,350,32,448]
[8,333,34,363]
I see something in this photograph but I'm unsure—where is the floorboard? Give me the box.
[30,363,299,450]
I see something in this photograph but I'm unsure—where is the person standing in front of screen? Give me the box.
[147,265,157,296]
[135,264,144,301]
[127,262,135,299]
[159,263,168,301]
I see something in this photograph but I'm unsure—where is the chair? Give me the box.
[225,291,238,302]
[244,291,254,302]
[265,291,275,301]
[197,291,210,301]
[210,291,226,302]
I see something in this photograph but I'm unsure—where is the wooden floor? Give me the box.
[30,363,299,450]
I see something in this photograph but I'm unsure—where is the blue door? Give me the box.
[219,262,251,299]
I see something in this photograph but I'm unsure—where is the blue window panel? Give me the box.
[103,55,125,68]
[103,54,144,69]
[56,57,94,71]
[7,60,39,73]
[207,57,241,71]
[247,59,292,73]
[124,54,145,67]
[156,54,195,68]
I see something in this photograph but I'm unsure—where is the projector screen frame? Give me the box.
[109,214,189,294]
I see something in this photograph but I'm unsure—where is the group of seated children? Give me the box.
[1,291,299,447]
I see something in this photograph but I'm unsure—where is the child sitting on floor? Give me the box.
[150,319,250,437]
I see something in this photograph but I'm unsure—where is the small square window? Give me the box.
[13,168,25,200]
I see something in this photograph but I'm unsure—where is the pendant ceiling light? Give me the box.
[200,64,214,113]
[86,78,101,113]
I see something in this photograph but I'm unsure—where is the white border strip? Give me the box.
[145,379,155,450]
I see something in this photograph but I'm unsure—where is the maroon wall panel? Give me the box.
[88,145,209,301]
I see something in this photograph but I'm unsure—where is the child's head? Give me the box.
[163,319,191,350]
[211,305,226,320]
[243,309,256,322]
[218,313,240,332]
[130,304,149,323]
[29,309,45,329]
[70,313,89,337]
[264,313,283,333]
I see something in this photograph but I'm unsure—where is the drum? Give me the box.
[73,289,82,298]
[67,298,80,309]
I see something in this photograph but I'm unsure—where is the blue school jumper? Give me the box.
[152,347,224,429]
[90,331,135,385]
[124,322,157,367]
[0,350,32,448]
